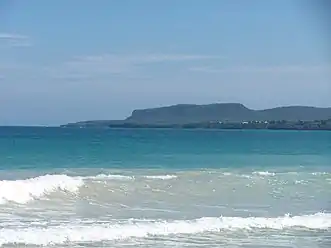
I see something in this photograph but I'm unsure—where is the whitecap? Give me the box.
[143,175,177,180]
[87,174,134,180]
[0,174,84,204]
[0,213,329,246]
[253,171,275,176]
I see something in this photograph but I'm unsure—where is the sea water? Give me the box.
[0,127,330,247]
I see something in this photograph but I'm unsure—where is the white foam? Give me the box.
[253,171,275,176]
[0,175,84,204]
[88,174,134,180]
[294,180,308,185]
[0,213,329,246]
[312,172,329,176]
[240,174,252,179]
[144,175,177,180]
[0,172,178,204]
[0,172,180,205]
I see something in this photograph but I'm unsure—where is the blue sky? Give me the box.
[0,0,330,125]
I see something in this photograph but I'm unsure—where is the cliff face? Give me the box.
[125,103,331,124]
[125,103,255,124]
[61,103,331,127]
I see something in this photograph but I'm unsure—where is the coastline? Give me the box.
[60,120,331,131]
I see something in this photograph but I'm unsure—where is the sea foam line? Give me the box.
[253,171,275,176]
[0,173,177,204]
[0,213,329,246]
[85,174,134,180]
[0,174,83,204]
[143,175,177,180]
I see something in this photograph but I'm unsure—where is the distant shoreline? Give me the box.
[0,125,330,131]
[60,120,331,131]
[60,103,331,130]
[3,103,331,130]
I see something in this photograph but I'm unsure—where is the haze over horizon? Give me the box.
[1,0,330,126]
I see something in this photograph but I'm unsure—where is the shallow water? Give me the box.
[0,127,330,247]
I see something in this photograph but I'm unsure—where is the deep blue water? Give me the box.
[0,127,330,170]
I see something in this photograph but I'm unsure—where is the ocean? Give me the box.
[0,127,330,247]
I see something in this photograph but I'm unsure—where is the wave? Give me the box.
[0,174,83,204]
[86,174,134,180]
[144,175,177,180]
[312,172,329,176]
[253,171,275,176]
[219,171,330,178]
[0,213,329,246]
[0,173,177,204]
[91,174,177,180]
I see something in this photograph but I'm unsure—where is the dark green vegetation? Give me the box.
[62,103,331,130]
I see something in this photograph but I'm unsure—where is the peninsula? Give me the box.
[61,103,331,130]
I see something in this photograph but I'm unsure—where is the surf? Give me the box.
[0,213,329,246]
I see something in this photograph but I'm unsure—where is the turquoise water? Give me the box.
[0,127,330,247]
[1,127,330,169]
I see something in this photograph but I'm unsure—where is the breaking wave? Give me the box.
[253,171,275,176]
[86,174,134,180]
[0,173,177,204]
[0,174,83,204]
[144,175,177,180]
[0,213,329,246]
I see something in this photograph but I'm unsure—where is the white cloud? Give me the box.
[71,53,219,65]
[0,33,28,39]
[0,32,31,47]
[189,64,331,74]
[132,54,220,63]
[0,53,221,81]
[47,53,221,79]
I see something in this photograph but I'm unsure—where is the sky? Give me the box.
[0,0,330,126]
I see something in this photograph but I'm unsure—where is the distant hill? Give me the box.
[62,103,331,127]
[124,103,331,124]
